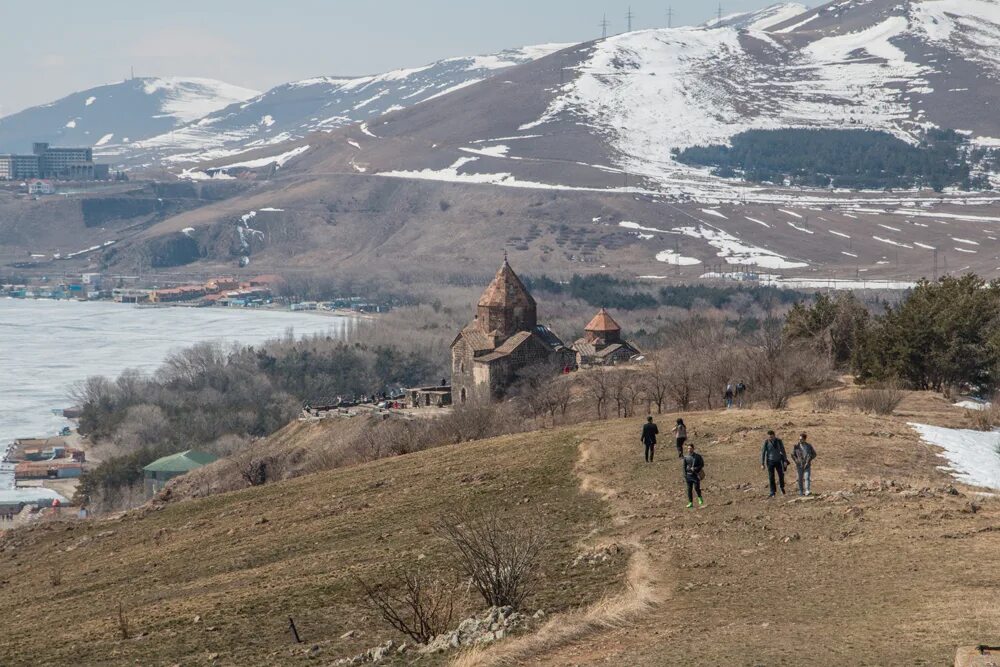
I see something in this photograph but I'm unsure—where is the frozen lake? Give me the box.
[0,299,354,504]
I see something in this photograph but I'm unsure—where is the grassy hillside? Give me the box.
[0,430,623,666]
[2,393,999,666]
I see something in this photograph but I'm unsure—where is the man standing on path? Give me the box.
[683,442,705,508]
[761,430,789,497]
[641,416,658,463]
[792,432,817,496]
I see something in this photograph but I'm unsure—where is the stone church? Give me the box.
[571,308,642,366]
[451,258,574,403]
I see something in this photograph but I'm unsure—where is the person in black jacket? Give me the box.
[760,430,789,497]
[683,442,705,508]
[641,416,658,463]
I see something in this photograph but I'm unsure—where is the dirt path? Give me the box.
[451,433,667,667]
[460,405,1000,666]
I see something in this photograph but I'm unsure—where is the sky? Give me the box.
[0,0,821,117]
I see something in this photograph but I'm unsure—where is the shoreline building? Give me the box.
[0,143,109,181]
[572,308,642,366]
[450,258,574,403]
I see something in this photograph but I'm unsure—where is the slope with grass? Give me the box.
[2,393,999,665]
[0,430,624,666]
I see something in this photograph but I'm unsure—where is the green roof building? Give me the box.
[143,450,219,497]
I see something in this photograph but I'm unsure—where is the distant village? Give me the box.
[0,273,394,313]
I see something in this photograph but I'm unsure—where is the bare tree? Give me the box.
[641,355,670,414]
[664,348,695,410]
[581,370,612,419]
[436,510,546,610]
[747,317,831,409]
[357,566,459,644]
[611,370,642,418]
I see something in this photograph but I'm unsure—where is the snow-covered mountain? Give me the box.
[345,0,1000,200]
[99,44,571,167]
[0,78,259,154]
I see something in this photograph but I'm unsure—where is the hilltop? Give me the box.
[1,388,998,665]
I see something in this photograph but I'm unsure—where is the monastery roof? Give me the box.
[585,308,621,333]
[477,259,535,309]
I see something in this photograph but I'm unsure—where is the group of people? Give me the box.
[640,417,818,507]
[723,382,747,409]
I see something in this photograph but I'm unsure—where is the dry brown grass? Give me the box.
[0,430,624,666]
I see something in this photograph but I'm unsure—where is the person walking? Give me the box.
[683,442,705,508]
[761,430,789,497]
[641,416,659,463]
[672,418,688,458]
[735,381,747,407]
[724,384,735,409]
[792,432,817,496]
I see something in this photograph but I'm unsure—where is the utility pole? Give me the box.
[600,13,610,39]
[933,248,939,280]
[667,5,674,28]
[626,6,635,32]
[717,2,723,25]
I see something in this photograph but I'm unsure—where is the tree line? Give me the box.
[675,129,986,192]
[72,335,440,508]
[785,275,1000,393]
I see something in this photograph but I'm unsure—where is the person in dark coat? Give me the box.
[760,430,789,497]
[682,442,705,508]
[641,416,658,463]
[672,418,687,458]
[792,432,817,496]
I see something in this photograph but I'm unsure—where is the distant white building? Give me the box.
[27,179,55,195]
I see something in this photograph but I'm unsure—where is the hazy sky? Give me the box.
[0,0,821,116]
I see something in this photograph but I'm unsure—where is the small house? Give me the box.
[142,450,219,497]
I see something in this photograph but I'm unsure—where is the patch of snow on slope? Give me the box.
[656,250,702,265]
[675,225,808,269]
[911,1,1000,74]
[910,423,1000,491]
[213,145,309,170]
[142,77,260,123]
[460,145,510,158]
[95,133,114,147]
[65,119,77,128]
[700,208,728,219]
[85,96,96,106]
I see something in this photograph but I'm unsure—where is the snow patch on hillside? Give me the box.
[911,423,1000,491]
[141,77,260,123]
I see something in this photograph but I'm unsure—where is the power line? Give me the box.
[600,13,610,39]
[626,6,635,32]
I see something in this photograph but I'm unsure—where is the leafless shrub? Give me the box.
[234,438,278,487]
[851,382,904,415]
[49,569,62,587]
[967,398,1000,431]
[812,391,842,412]
[436,510,546,610]
[116,601,131,640]
[357,566,459,644]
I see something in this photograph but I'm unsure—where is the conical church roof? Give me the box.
[478,258,535,308]
[585,308,621,332]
